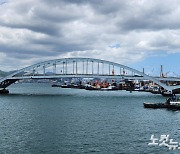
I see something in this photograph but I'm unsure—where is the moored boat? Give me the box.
[85,84,101,90]
[52,84,61,87]
[143,102,167,108]
[161,91,173,97]
[61,84,72,88]
[85,84,118,91]
[100,85,119,91]
[144,96,180,109]
[168,99,180,109]
[71,85,85,89]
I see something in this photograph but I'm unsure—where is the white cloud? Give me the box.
[0,0,180,71]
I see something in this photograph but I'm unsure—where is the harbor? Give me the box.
[50,78,180,96]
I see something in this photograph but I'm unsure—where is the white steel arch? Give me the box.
[0,57,178,92]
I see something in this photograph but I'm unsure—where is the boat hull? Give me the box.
[144,102,180,110]
[144,102,167,109]
[61,85,72,88]
[52,84,61,87]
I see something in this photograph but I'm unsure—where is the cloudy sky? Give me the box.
[0,0,180,76]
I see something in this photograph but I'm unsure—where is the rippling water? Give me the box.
[0,83,180,154]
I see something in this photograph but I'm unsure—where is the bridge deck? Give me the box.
[9,74,180,82]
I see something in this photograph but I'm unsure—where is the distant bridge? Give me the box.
[0,58,180,92]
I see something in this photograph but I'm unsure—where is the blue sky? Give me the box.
[131,52,180,76]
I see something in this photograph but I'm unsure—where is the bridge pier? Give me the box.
[0,89,9,94]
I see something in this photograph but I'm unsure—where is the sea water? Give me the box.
[0,83,180,154]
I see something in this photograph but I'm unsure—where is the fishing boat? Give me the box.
[161,91,173,97]
[143,102,167,108]
[60,84,72,88]
[100,85,119,91]
[85,84,118,91]
[144,96,180,109]
[168,99,180,109]
[85,84,101,90]
[71,84,85,89]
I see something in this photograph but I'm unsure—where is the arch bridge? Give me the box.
[0,58,180,93]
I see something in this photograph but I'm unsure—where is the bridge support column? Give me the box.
[86,60,88,74]
[113,65,114,75]
[73,61,75,74]
[43,65,45,75]
[63,62,65,74]
[83,61,84,74]
[76,60,77,75]
[33,68,35,76]
[92,61,94,74]
[102,62,104,75]
[53,63,56,74]
[97,62,99,75]
[65,60,67,74]
[0,89,9,94]
[109,64,110,75]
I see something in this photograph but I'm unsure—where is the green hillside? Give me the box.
[0,70,16,77]
[0,70,8,77]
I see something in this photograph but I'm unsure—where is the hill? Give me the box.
[0,70,16,78]
[0,70,8,77]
